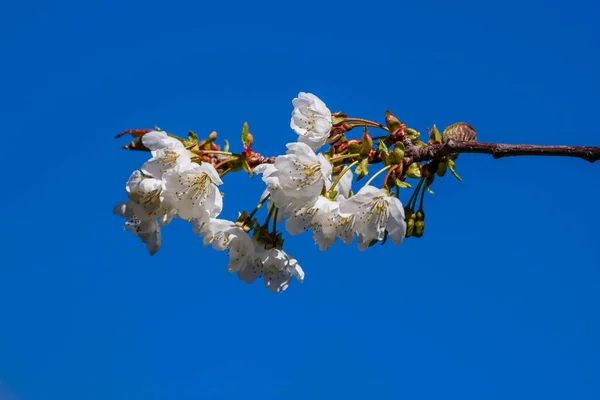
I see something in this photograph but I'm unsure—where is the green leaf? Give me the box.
[407,163,422,179]
[187,131,199,145]
[448,160,462,181]
[332,114,346,125]
[405,127,420,141]
[223,139,229,153]
[390,146,404,164]
[378,140,388,152]
[395,179,412,188]
[241,122,250,145]
[436,161,448,177]
[358,158,370,176]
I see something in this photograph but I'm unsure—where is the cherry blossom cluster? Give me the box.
[114,93,468,293]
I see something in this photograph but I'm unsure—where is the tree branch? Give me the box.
[409,140,600,163]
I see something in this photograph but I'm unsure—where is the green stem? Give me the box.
[219,168,232,178]
[382,165,396,189]
[330,153,361,163]
[272,208,279,236]
[346,118,389,131]
[330,160,359,192]
[418,179,428,212]
[407,179,424,209]
[365,165,392,186]
[200,150,242,157]
[264,204,276,227]
[247,194,271,221]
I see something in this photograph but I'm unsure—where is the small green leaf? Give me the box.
[385,110,402,132]
[241,122,250,145]
[378,140,388,152]
[332,114,346,125]
[426,187,435,195]
[390,146,404,164]
[359,158,370,176]
[436,161,448,177]
[395,179,412,188]
[187,131,199,145]
[407,163,422,179]
[405,127,420,141]
[449,165,462,182]
[223,139,229,153]
[448,160,462,181]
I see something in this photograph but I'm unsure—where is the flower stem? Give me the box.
[407,178,424,209]
[272,208,279,236]
[329,160,359,193]
[346,118,389,131]
[365,165,392,186]
[330,153,361,163]
[418,180,428,212]
[264,204,276,227]
[247,193,271,221]
[219,168,232,178]
[215,157,238,169]
[200,150,241,157]
[382,165,396,189]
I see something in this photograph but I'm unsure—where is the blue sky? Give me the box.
[1,0,599,399]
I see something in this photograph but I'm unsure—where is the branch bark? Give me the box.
[409,140,600,163]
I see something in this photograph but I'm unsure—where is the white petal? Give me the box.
[385,197,407,245]
[197,162,223,186]
[335,169,353,199]
[141,131,184,151]
[238,260,263,284]
[285,142,317,161]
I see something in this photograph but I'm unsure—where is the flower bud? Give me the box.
[360,130,373,157]
[404,206,415,237]
[428,125,443,143]
[414,211,425,238]
[207,131,218,142]
[443,122,477,143]
[436,161,448,177]
[385,110,402,132]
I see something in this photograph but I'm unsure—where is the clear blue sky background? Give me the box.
[1,0,599,399]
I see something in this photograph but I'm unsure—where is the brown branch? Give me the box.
[408,140,600,163]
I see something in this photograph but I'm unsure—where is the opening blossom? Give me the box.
[290,92,333,151]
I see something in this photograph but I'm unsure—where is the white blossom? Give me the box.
[273,142,332,207]
[113,202,161,255]
[163,162,223,221]
[339,185,406,250]
[141,131,191,178]
[290,92,332,151]
[113,169,177,255]
[237,243,304,293]
[194,218,255,273]
[125,170,175,224]
[192,218,235,247]
[262,248,304,293]
[309,197,356,251]
[254,164,289,219]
